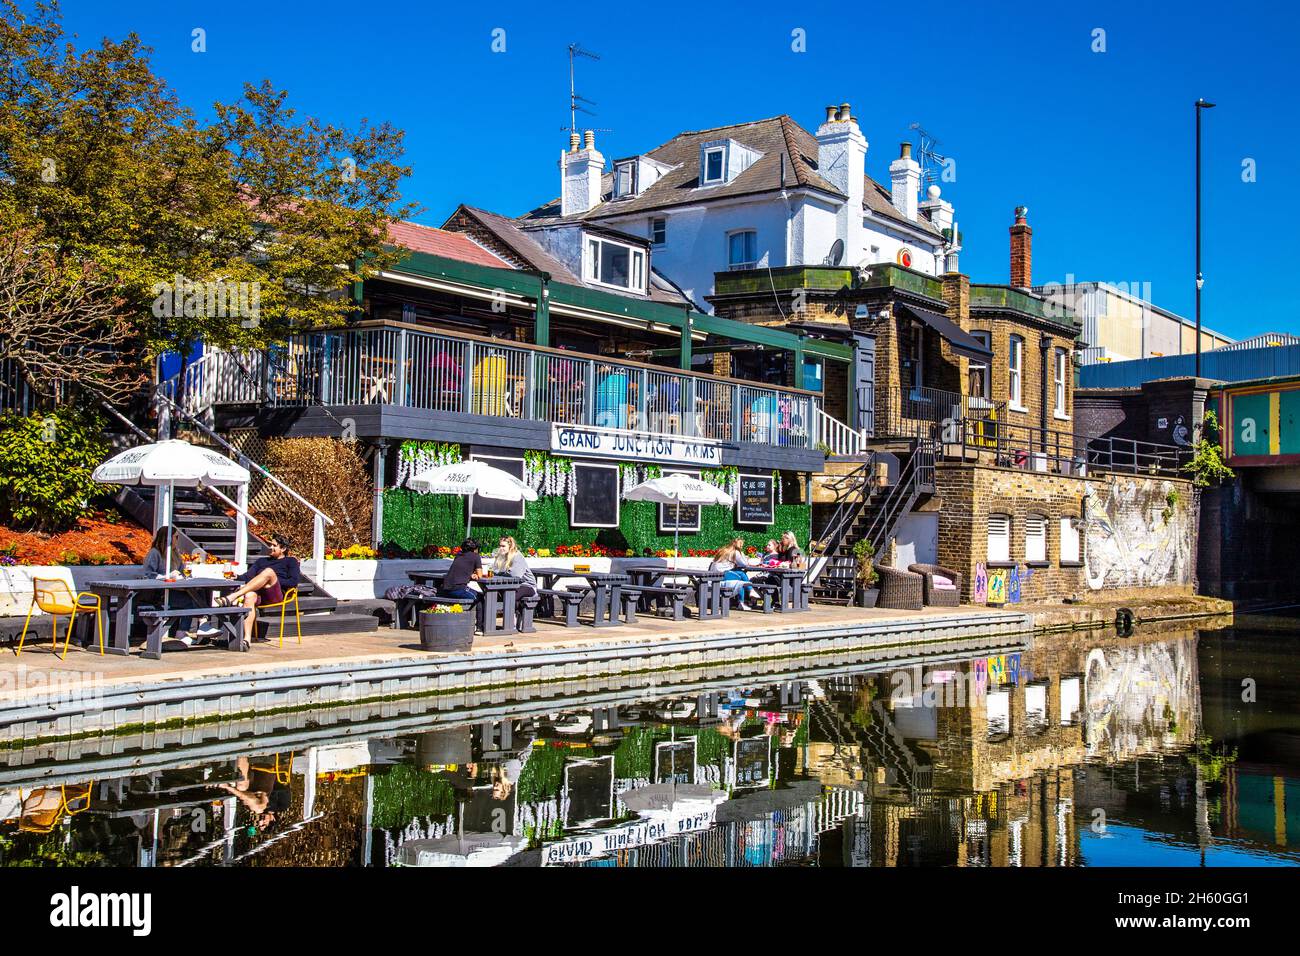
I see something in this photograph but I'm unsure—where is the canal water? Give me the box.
[2,616,1297,867]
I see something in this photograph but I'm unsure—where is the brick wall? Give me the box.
[931,462,1197,604]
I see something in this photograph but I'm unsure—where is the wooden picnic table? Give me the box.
[529,568,630,627]
[754,566,810,613]
[87,577,244,657]
[405,568,526,637]
[623,566,729,620]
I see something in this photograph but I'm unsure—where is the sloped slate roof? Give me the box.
[518,114,942,239]
[443,205,692,306]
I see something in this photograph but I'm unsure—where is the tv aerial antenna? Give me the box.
[563,43,613,138]
[909,122,948,192]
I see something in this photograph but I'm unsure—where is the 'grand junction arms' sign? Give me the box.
[552,424,723,467]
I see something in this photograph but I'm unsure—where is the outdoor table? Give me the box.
[530,568,629,627]
[405,569,525,637]
[624,566,729,620]
[87,577,243,656]
[756,567,810,613]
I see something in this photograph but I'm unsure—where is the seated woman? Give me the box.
[778,531,806,569]
[439,538,484,603]
[141,526,219,645]
[759,539,782,568]
[709,541,754,611]
[218,755,292,835]
[491,536,537,620]
[214,533,301,650]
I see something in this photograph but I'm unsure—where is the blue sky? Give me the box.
[50,0,1300,340]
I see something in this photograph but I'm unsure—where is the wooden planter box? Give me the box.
[418,609,475,651]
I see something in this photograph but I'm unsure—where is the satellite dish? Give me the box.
[823,238,844,266]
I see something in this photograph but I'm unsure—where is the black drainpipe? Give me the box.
[1039,334,1051,452]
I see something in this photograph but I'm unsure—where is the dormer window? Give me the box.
[699,139,761,187]
[584,234,647,293]
[703,147,725,185]
[614,160,637,198]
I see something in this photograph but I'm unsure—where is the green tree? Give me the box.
[0,0,417,398]
[0,409,109,530]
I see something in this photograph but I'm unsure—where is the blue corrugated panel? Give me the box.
[1080,344,1300,388]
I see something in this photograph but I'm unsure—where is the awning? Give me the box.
[897,303,994,362]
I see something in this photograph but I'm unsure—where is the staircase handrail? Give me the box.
[154,390,334,574]
[814,406,868,457]
[811,456,876,583]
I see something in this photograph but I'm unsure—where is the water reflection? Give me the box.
[2,620,1297,867]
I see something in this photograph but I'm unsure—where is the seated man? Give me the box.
[215,533,301,650]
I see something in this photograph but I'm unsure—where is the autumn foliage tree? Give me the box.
[0,0,418,403]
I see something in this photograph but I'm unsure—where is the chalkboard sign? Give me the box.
[570,461,620,528]
[658,470,700,533]
[564,756,615,826]
[654,739,698,785]
[733,737,771,788]
[469,455,526,520]
[736,474,774,526]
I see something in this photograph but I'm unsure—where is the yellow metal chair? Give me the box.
[251,753,295,786]
[258,586,301,648]
[17,782,94,833]
[16,577,104,659]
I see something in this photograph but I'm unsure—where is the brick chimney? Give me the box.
[1009,205,1032,289]
[941,272,970,329]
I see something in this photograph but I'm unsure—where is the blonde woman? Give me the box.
[710,541,754,610]
[492,535,538,605]
[779,531,805,569]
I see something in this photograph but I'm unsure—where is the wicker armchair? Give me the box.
[874,565,924,611]
[909,563,963,607]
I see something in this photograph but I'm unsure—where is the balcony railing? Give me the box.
[256,322,820,450]
[942,416,1191,478]
[877,386,1006,439]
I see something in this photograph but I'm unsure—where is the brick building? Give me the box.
[708,209,1198,606]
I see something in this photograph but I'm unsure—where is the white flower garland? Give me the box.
[396,442,461,488]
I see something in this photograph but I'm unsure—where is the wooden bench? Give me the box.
[138,606,251,659]
[744,582,781,613]
[536,587,586,627]
[620,584,688,622]
[518,594,539,633]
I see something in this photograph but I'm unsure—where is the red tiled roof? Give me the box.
[385,220,510,268]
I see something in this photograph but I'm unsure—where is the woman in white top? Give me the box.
[492,536,538,603]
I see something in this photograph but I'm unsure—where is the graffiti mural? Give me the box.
[1084,478,1196,590]
[1083,637,1199,760]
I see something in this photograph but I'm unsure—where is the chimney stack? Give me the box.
[825,105,838,123]
[837,102,851,121]
[560,130,605,217]
[889,141,921,221]
[1010,206,1032,289]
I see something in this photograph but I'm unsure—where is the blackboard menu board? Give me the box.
[470,455,526,520]
[654,740,697,785]
[733,737,771,788]
[570,461,620,528]
[736,474,774,526]
[564,756,614,825]
[658,470,700,532]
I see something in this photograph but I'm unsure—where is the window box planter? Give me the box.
[418,607,475,652]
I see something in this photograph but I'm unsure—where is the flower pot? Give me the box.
[418,609,476,651]
[854,586,880,608]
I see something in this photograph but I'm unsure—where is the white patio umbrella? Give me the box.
[622,473,733,568]
[92,439,251,573]
[406,459,538,537]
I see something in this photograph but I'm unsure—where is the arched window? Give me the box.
[1060,516,1082,564]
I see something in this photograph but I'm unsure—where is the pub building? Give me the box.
[193,215,854,561]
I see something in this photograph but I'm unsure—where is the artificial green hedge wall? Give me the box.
[380,489,810,555]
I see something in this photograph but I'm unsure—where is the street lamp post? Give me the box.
[1195,98,1215,378]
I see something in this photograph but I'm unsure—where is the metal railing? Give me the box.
[877,386,1005,439]
[1085,435,1192,477]
[942,417,1191,478]
[261,323,821,450]
[158,349,268,419]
